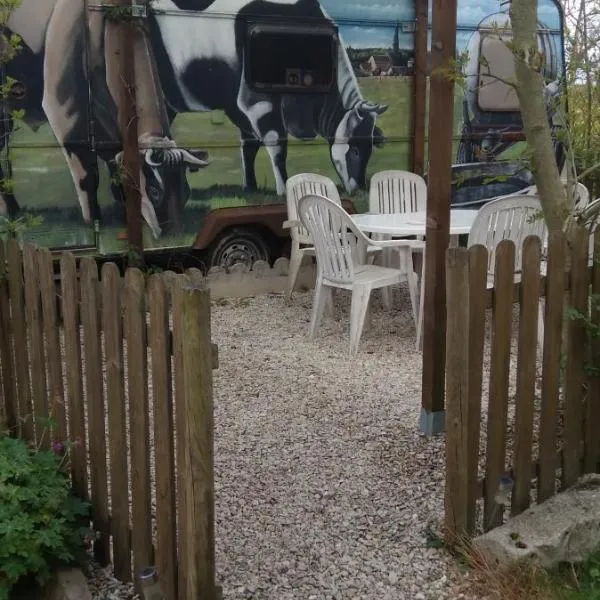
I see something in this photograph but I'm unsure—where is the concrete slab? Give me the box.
[473,474,600,569]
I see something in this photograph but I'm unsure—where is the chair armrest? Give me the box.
[374,239,424,249]
[282,219,300,230]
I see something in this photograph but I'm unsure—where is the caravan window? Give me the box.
[246,22,337,92]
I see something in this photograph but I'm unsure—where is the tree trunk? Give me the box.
[510,0,572,233]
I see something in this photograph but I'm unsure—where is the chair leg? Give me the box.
[349,285,372,354]
[286,242,304,300]
[381,247,396,310]
[407,270,419,328]
[309,278,328,339]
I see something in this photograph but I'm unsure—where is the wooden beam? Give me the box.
[112,2,144,265]
[411,0,428,176]
[420,0,458,435]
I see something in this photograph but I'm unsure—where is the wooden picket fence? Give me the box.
[445,231,600,539]
[0,240,219,600]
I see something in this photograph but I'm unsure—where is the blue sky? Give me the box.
[319,0,562,49]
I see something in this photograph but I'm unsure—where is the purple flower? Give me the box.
[52,441,65,456]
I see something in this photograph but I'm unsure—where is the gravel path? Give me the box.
[211,288,461,599]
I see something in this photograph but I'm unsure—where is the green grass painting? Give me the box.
[5,76,483,252]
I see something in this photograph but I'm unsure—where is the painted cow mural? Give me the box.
[0,0,565,252]
[1,0,388,239]
[3,0,209,238]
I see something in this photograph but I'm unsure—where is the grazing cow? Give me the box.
[144,0,388,195]
[43,0,387,200]
[2,0,208,238]
[4,0,386,234]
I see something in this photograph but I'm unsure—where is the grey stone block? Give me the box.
[473,474,600,569]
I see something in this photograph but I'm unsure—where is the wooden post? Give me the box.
[420,0,457,435]
[411,0,428,176]
[180,283,216,600]
[444,247,470,541]
[111,1,144,265]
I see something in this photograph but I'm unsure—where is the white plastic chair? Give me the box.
[519,181,590,209]
[369,170,428,249]
[297,194,419,354]
[284,173,381,298]
[467,194,548,276]
[283,173,340,299]
[369,170,428,215]
[369,170,428,304]
[416,195,548,351]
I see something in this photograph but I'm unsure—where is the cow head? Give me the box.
[330,100,388,193]
[115,134,209,239]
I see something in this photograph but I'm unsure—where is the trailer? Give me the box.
[0,0,566,269]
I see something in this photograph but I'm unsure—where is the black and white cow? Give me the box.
[145,0,388,195]
[2,0,209,238]
[4,0,386,236]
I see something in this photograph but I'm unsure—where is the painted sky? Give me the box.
[318,0,562,49]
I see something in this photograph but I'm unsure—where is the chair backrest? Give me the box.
[468,194,548,275]
[286,173,341,245]
[520,181,590,209]
[298,194,369,285]
[369,170,427,214]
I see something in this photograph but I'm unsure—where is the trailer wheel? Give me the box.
[209,227,271,270]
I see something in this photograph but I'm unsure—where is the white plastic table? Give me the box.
[352,209,479,241]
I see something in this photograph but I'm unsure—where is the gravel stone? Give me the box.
[210,288,462,599]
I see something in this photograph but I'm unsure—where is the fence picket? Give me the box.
[101,263,131,582]
[60,253,87,499]
[466,245,488,535]
[179,282,216,599]
[444,248,471,540]
[148,274,178,599]
[563,232,590,488]
[0,241,17,431]
[562,230,589,487]
[124,268,152,589]
[38,249,66,444]
[80,257,110,565]
[511,236,541,516]
[585,232,600,473]
[538,232,566,501]
[484,240,515,531]
[23,244,48,447]
[8,241,32,441]
[171,275,189,600]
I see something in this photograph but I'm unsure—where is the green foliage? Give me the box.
[566,292,600,377]
[101,0,155,26]
[0,436,91,599]
[545,546,600,599]
[0,212,43,240]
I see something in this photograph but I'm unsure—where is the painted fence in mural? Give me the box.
[0,240,219,600]
[445,232,600,539]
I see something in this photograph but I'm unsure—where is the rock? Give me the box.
[472,474,600,569]
[43,568,92,600]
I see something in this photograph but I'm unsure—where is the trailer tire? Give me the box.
[209,227,271,270]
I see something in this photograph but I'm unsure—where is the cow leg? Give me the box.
[240,136,261,190]
[263,132,288,196]
[237,83,288,195]
[43,0,100,223]
[63,146,101,223]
